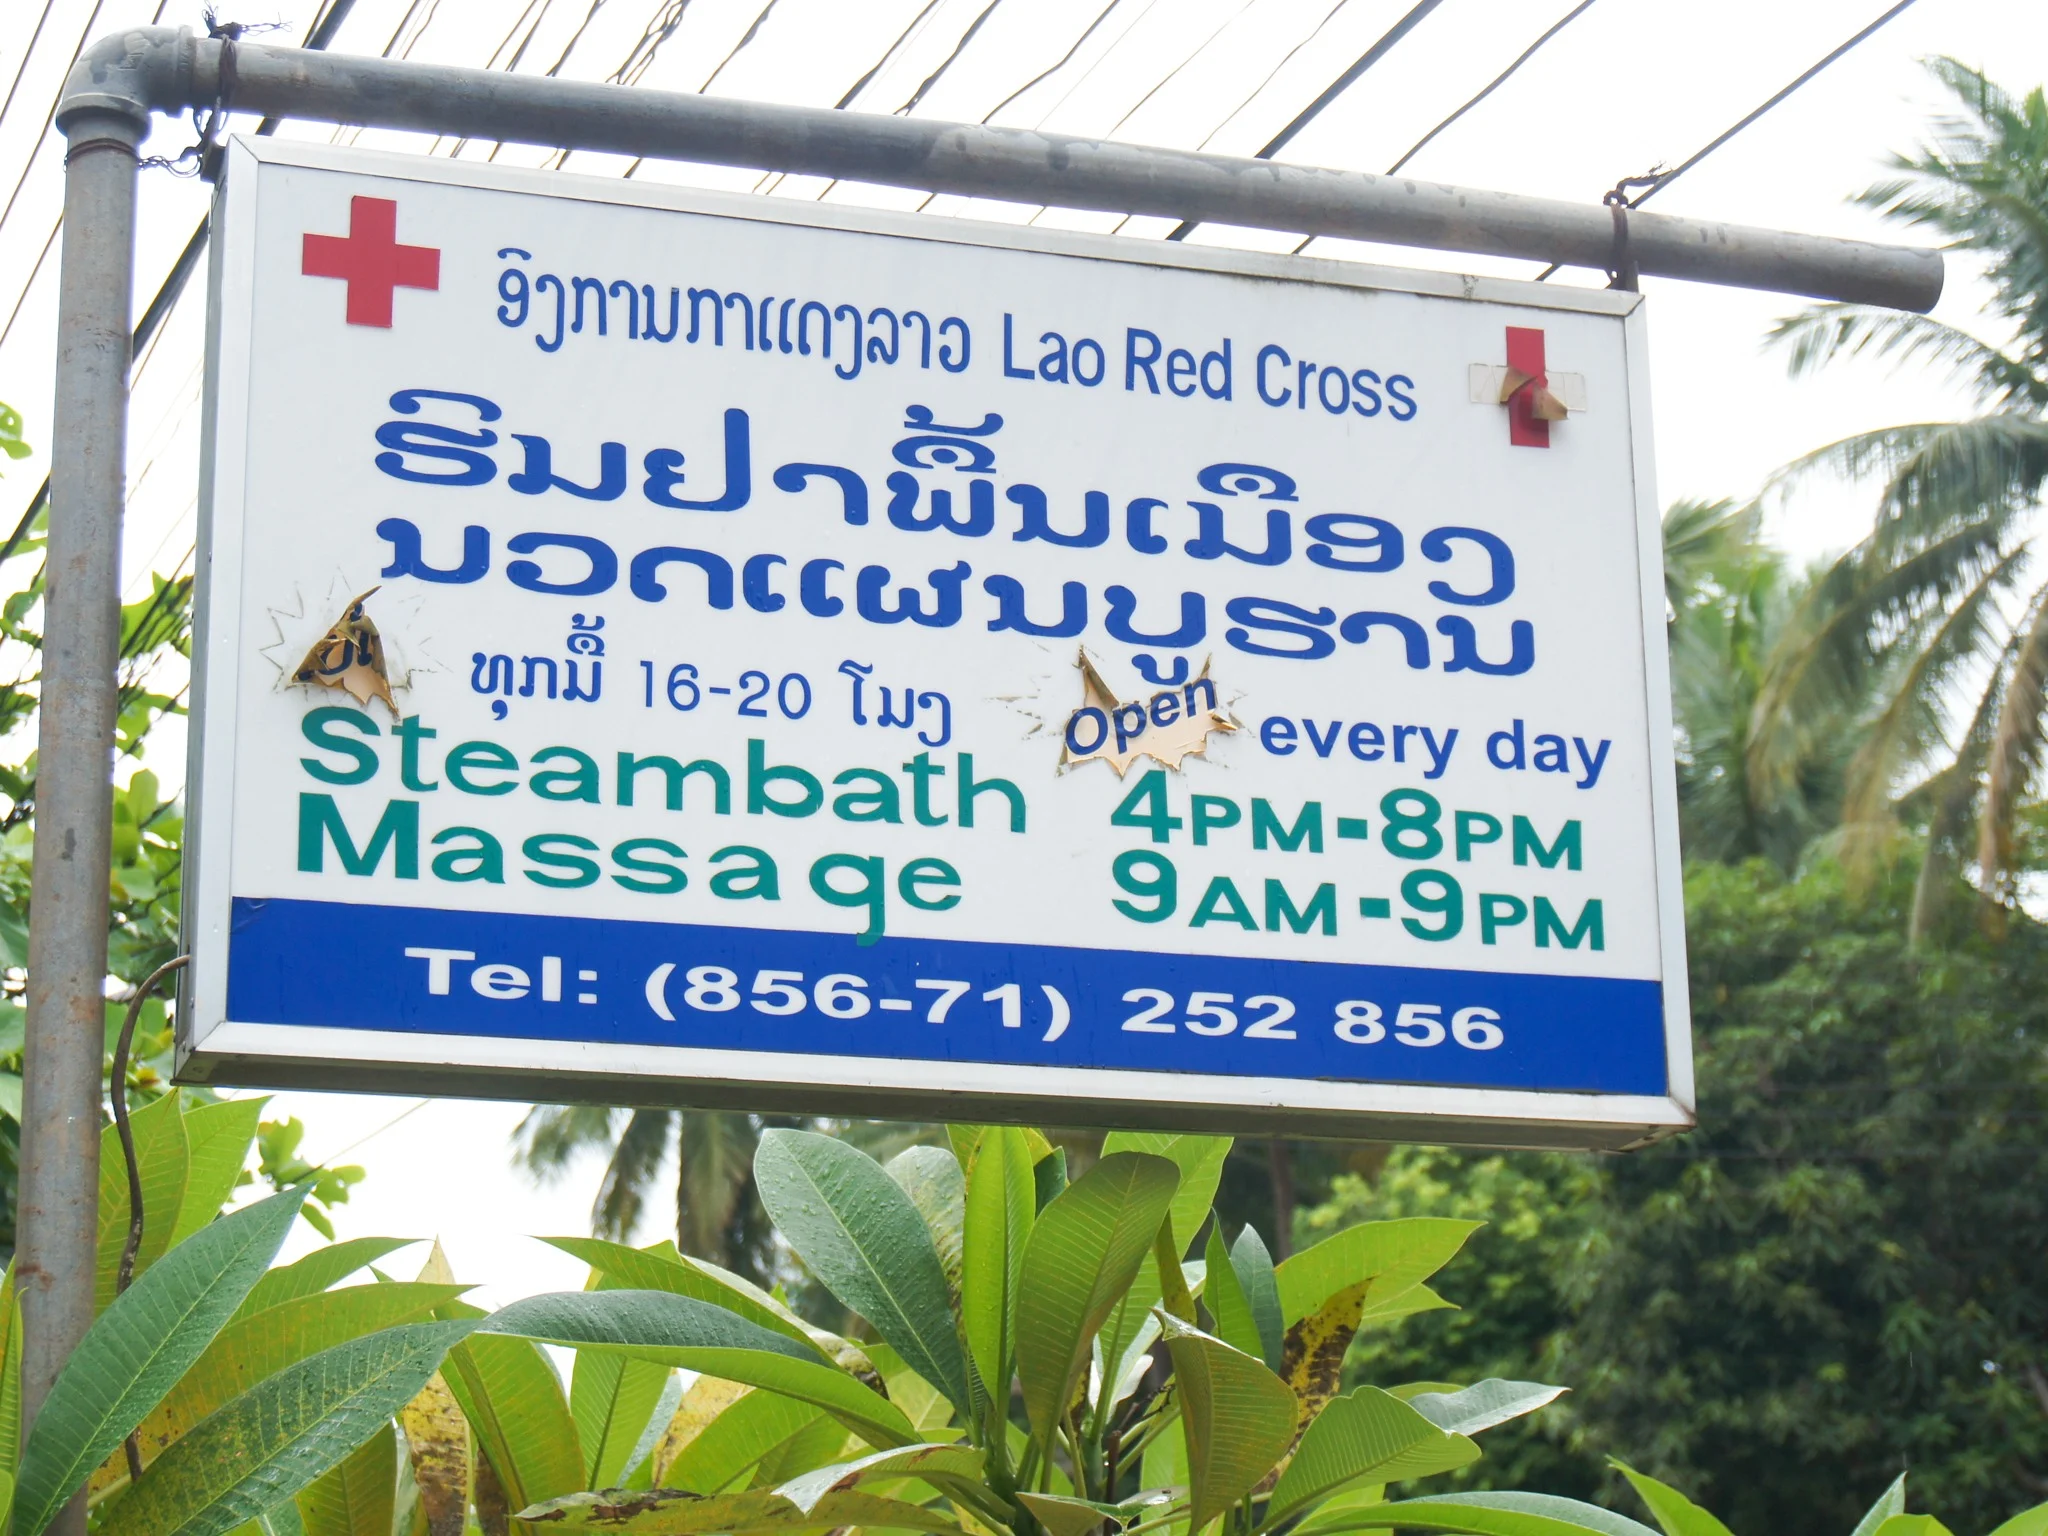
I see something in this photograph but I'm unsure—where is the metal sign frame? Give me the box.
[177,135,1691,1152]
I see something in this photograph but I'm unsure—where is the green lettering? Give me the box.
[299,707,379,785]
[1251,798,1322,852]
[1535,896,1603,949]
[1264,879,1336,935]
[523,833,601,888]
[297,794,417,877]
[430,826,503,883]
[1513,816,1582,870]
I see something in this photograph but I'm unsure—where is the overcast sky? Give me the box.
[2,0,2046,1299]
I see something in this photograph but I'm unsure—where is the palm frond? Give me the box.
[1662,497,1759,615]
[676,1112,758,1264]
[1973,586,2048,925]
[593,1107,675,1242]
[1764,304,2044,409]
[1748,516,2015,796]
[1836,546,2028,864]
[511,1103,623,1177]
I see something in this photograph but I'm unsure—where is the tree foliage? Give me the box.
[1329,859,2048,1535]
[1758,62,2048,933]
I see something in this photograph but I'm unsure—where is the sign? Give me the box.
[182,136,1691,1148]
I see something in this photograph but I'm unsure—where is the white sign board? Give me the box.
[182,136,1691,1148]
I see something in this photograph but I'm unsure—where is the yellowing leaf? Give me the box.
[400,1372,470,1536]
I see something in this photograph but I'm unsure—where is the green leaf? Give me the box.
[1348,1493,1660,1536]
[0,1073,20,1124]
[1275,1220,1480,1327]
[771,1443,983,1512]
[1228,1226,1284,1372]
[753,1130,970,1417]
[1871,1520,1954,1536]
[1099,1133,1230,1259]
[961,1128,1034,1407]
[1609,1463,1733,1536]
[295,1418,397,1536]
[1156,1313,1297,1534]
[234,1240,420,1322]
[515,1487,962,1533]
[1411,1381,1568,1438]
[1035,1148,1069,1211]
[887,1146,967,1308]
[1270,1387,1477,1524]
[543,1237,865,1372]
[1015,1152,1179,1447]
[14,1185,309,1536]
[1019,1492,1135,1536]
[664,1389,830,1494]
[1203,1221,1264,1364]
[0,1280,22,1484]
[1986,1503,2048,1536]
[1140,1414,1188,1536]
[1851,1478,1908,1536]
[145,1282,469,1458]
[96,1088,191,1311]
[442,1331,586,1517]
[99,1320,477,1536]
[171,1100,270,1248]
[574,1353,673,1488]
[1094,1136,1227,1393]
[484,1291,916,1450]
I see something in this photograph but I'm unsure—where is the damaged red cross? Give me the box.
[1500,326,1570,448]
[301,196,440,328]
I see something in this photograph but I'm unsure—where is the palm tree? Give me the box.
[1664,499,1876,869]
[1755,60,2048,936]
[511,1106,932,1283]
[512,1107,783,1282]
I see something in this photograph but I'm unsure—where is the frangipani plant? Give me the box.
[510,1126,1621,1536]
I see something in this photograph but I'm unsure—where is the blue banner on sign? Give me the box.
[225,896,1666,1094]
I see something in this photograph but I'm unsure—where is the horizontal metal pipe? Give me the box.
[64,26,1943,310]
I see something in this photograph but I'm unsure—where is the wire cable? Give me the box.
[896,0,1008,116]
[0,0,62,144]
[1190,0,1356,156]
[978,0,1126,124]
[1386,0,1595,176]
[0,0,360,569]
[1165,0,1443,241]
[698,0,784,96]
[1292,0,1598,254]
[1532,0,1922,280]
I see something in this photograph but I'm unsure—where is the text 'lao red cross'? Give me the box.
[301,196,440,328]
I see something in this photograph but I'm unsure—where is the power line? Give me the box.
[697,0,784,96]
[979,0,1126,124]
[1387,0,1596,176]
[1164,0,1443,241]
[1293,0,1599,255]
[1190,0,1354,155]
[897,0,1008,116]
[0,0,361,572]
[1533,0,1922,280]
[1628,0,1922,212]
[0,0,62,144]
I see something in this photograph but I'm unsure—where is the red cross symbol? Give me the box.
[301,197,440,328]
[1502,325,1561,448]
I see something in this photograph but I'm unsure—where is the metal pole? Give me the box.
[18,97,143,1528]
[62,27,1942,312]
